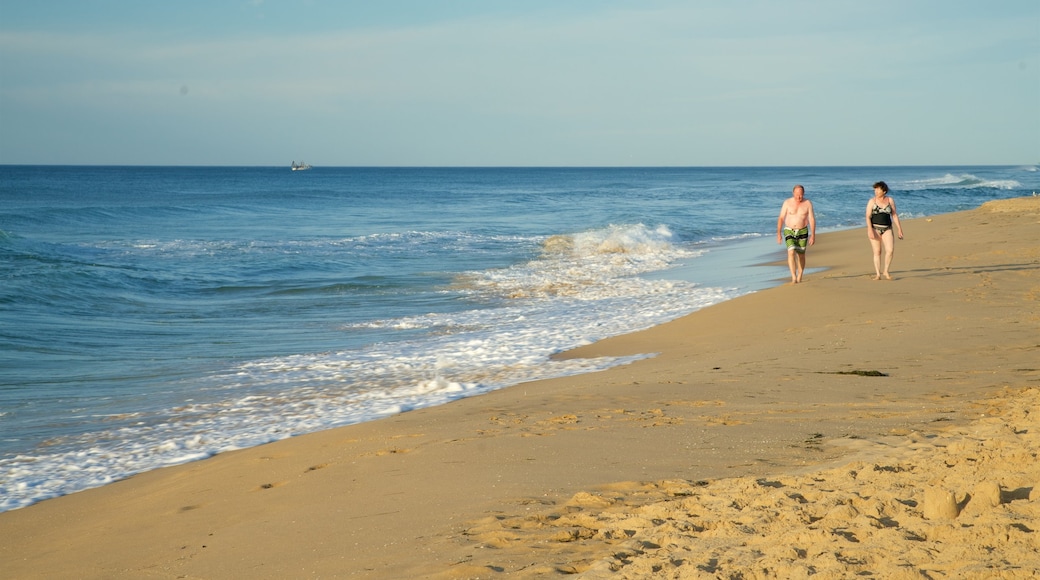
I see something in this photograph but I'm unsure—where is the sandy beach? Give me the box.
[1,197,1038,579]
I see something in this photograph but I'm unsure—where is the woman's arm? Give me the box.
[890,198,904,239]
[866,199,876,239]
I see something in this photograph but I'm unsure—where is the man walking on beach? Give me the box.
[776,184,816,283]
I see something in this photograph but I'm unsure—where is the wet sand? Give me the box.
[1,197,1038,579]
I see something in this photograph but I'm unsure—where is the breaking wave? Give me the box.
[904,173,1020,191]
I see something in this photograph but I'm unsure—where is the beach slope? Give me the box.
[1,197,1038,579]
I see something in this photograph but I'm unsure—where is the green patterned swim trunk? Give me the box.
[783,226,809,253]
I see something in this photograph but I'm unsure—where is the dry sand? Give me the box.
[1,197,1038,579]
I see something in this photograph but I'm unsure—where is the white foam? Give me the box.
[458,223,702,301]
[0,223,742,513]
[903,173,1021,190]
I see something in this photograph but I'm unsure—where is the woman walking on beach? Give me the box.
[866,181,903,280]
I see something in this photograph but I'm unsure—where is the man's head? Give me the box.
[792,185,805,200]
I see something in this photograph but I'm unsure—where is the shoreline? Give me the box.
[0,234,782,516]
[1,197,1038,578]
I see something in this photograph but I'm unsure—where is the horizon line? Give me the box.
[2,163,1037,169]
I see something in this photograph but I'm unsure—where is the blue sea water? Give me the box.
[1,165,1036,512]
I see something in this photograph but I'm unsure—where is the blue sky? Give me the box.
[1,1,1037,166]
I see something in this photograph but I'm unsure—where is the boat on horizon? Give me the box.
[291,161,312,171]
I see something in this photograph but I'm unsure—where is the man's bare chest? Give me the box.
[788,202,810,215]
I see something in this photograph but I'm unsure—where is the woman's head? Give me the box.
[873,181,889,194]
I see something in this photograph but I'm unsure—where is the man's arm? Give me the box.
[776,201,789,242]
[808,201,817,246]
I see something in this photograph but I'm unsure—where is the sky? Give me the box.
[1,1,1037,166]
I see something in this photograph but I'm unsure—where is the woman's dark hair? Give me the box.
[873,181,889,193]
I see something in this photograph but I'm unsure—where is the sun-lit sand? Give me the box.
[456,386,1040,579]
[1,197,1037,579]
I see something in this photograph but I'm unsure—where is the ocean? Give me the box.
[1,165,1036,512]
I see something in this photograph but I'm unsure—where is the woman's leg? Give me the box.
[881,229,895,279]
[869,235,883,279]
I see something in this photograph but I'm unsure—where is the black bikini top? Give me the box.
[871,200,893,226]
